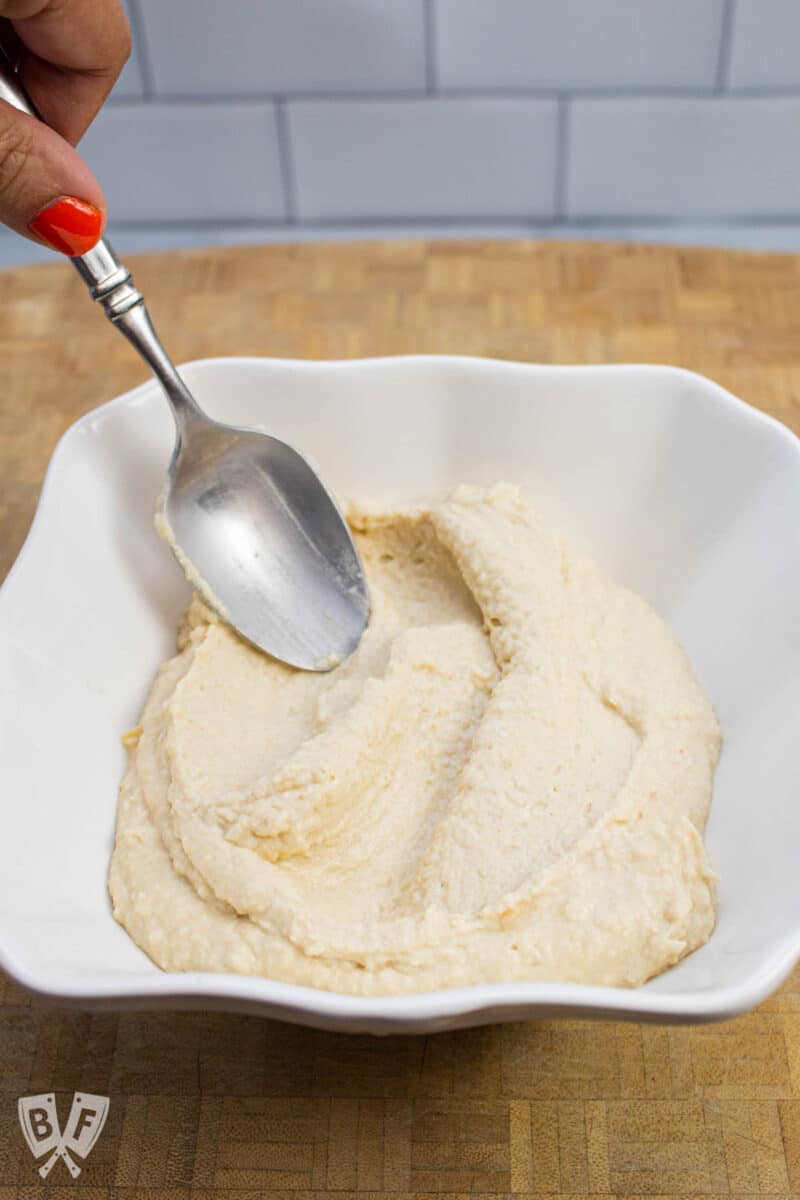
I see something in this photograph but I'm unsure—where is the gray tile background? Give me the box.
[287,98,558,220]
[5,0,800,265]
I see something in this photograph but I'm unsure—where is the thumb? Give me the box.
[0,99,106,255]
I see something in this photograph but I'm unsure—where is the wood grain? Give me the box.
[0,239,798,1197]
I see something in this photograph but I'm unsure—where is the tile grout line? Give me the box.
[124,0,157,101]
[274,98,299,223]
[715,0,737,92]
[553,96,570,221]
[423,0,438,93]
[102,84,800,109]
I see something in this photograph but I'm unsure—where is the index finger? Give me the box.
[1,0,131,143]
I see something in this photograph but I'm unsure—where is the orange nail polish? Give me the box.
[28,196,104,257]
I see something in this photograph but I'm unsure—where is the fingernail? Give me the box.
[28,195,104,257]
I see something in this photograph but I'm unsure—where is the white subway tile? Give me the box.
[288,98,557,220]
[434,0,724,91]
[79,103,285,222]
[728,0,800,89]
[138,0,426,95]
[568,97,800,218]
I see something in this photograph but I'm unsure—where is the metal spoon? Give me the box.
[0,56,369,671]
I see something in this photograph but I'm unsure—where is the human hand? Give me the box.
[0,0,130,255]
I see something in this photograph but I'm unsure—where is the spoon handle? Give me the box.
[0,39,204,433]
[74,247,205,433]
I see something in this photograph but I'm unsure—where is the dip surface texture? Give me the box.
[109,484,721,994]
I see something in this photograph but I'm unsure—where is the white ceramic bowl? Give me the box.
[1,356,798,1033]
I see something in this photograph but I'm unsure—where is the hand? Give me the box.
[0,0,130,255]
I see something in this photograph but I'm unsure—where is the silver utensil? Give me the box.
[0,51,369,671]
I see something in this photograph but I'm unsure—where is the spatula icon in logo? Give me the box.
[18,1092,109,1178]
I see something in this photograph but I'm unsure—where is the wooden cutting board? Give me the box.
[0,239,798,1196]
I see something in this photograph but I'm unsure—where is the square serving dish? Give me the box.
[0,356,798,1034]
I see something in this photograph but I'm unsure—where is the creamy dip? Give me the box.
[110,484,720,994]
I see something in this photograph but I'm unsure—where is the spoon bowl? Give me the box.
[161,412,369,669]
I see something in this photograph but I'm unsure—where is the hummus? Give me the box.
[109,484,721,994]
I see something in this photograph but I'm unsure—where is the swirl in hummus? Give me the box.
[109,484,721,994]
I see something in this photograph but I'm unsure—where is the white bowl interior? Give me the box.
[0,356,798,1028]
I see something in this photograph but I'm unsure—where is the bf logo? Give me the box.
[18,1092,109,1178]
